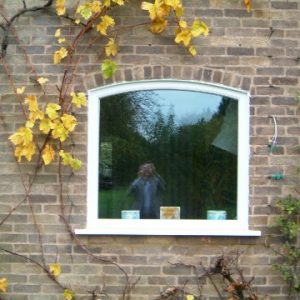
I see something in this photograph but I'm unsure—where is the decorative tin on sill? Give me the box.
[121,210,140,219]
[160,206,180,219]
[207,210,227,220]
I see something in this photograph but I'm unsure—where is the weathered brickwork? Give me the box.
[0,0,299,299]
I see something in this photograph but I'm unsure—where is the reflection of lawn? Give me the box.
[99,187,134,218]
[99,187,237,220]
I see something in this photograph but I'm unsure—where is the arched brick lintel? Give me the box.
[83,66,253,93]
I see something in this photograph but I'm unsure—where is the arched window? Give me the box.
[76,80,260,236]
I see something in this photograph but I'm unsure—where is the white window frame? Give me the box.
[75,80,261,236]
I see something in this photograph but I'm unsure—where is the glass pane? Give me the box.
[98,90,238,220]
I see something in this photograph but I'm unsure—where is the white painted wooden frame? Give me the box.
[75,80,261,236]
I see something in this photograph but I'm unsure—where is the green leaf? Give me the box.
[101,59,117,79]
[295,90,300,103]
[81,7,92,19]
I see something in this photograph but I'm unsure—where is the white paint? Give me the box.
[78,80,261,237]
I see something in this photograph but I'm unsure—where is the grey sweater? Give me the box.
[127,175,165,219]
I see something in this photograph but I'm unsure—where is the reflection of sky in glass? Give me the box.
[154,90,222,125]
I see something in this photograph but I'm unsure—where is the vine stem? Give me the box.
[200,262,224,299]
[58,8,108,106]
[0,246,66,290]
[0,59,27,119]
[0,2,211,300]
[57,154,141,300]
[0,0,54,58]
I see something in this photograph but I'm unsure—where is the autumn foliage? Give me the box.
[1,0,251,298]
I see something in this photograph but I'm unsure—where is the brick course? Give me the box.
[0,0,299,299]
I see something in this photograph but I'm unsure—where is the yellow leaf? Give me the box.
[71,92,87,108]
[61,113,77,132]
[141,1,155,19]
[59,150,71,164]
[53,47,68,64]
[164,0,181,9]
[9,127,33,146]
[59,151,82,170]
[70,158,82,170]
[76,1,102,19]
[113,0,124,5]
[91,0,102,12]
[16,86,25,95]
[49,262,61,276]
[179,19,187,29]
[24,143,36,161]
[175,28,192,46]
[25,120,35,129]
[25,95,39,112]
[14,146,23,162]
[64,289,75,300]
[37,77,49,85]
[74,18,81,24]
[51,122,69,142]
[105,38,118,57]
[0,278,8,293]
[46,103,61,120]
[96,15,115,35]
[26,110,44,128]
[56,0,66,16]
[103,0,111,6]
[49,263,60,277]
[175,6,184,17]
[42,144,56,165]
[150,18,168,34]
[188,45,197,56]
[191,19,209,37]
[58,38,66,44]
[141,0,170,20]
[30,110,44,120]
[244,0,252,12]
[15,142,36,162]
[39,118,55,134]
[186,295,194,300]
[54,28,61,38]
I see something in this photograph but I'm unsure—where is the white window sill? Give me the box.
[75,220,261,236]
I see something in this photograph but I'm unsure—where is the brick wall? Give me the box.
[0,0,299,299]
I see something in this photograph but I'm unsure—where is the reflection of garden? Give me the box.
[99,91,237,219]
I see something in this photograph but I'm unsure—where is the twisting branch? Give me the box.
[0,1,254,299]
[57,157,141,300]
[0,246,66,290]
[0,0,54,58]
[168,251,258,300]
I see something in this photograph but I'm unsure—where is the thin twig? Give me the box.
[0,246,66,290]
[200,262,224,299]
[0,0,54,58]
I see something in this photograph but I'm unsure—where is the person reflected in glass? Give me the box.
[127,163,165,219]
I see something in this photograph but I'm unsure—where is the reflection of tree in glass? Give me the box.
[147,96,237,219]
[99,93,238,220]
[101,91,158,137]
[100,91,159,186]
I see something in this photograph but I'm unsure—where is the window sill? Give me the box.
[75,220,261,236]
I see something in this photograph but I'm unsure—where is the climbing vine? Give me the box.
[272,194,300,297]
[267,93,300,299]
[0,0,254,299]
[4,0,213,169]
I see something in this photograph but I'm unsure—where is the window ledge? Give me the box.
[75,219,261,237]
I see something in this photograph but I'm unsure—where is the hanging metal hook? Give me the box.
[268,115,278,153]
